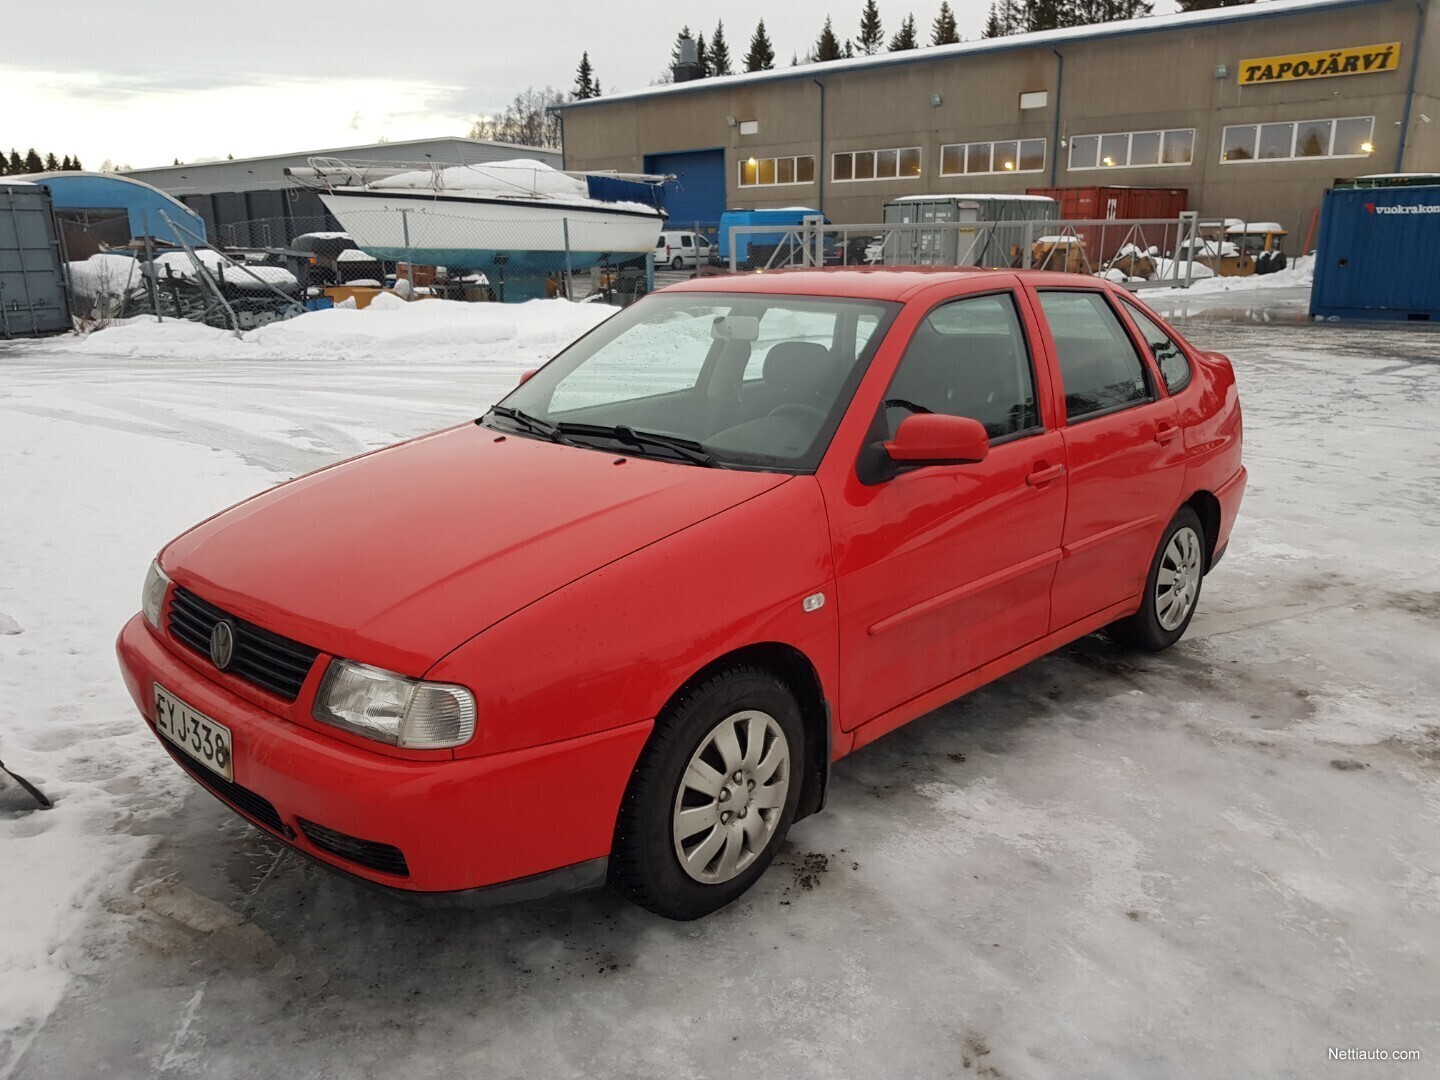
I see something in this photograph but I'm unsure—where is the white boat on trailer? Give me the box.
[286,157,669,300]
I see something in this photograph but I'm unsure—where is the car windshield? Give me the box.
[490,291,899,472]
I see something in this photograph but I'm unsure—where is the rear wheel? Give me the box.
[670,255,685,270]
[612,666,804,919]
[1108,506,1206,652]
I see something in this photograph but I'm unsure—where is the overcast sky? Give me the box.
[5,0,1179,170]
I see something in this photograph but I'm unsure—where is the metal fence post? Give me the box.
[562,217,574,301]
[141,210,163,323]
[400,208,412,295]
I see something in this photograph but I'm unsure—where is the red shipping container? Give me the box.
[1026,186,1189,265]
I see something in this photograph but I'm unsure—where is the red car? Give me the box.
[117,269,1244,919]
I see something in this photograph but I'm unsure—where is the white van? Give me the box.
[654,231,712,269]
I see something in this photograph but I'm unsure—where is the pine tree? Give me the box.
[44,152,60,171]
[696,32,708,76]
[816,16,844,61]
[60,155,72,170]
[710,20,734,76]
[0,154,7,177]
[745,19,775,71]
[857,0,884,55]
[574,52,599,98]
[9,150,24,174]
[845,39,855,58]
[984,3,1003,36]
[932,1,960,44]
[1177,0,1253,10]
[1024,0,1064,32]
[889,13,919,50]
[24,148,42,173]
[71,155,82,170]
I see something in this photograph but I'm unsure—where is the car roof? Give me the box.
[659,267,1109,302]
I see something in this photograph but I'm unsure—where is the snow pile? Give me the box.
[66,253,141,299]
[1150,255,1314,295]
[63,296,616,365]
[152,250,298,290]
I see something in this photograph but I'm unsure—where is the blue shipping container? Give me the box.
[718,208,827,261]
[1310,183,1440,321]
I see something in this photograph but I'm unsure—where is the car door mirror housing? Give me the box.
[884,414,990,467]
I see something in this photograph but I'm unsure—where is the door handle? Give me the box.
[1155,424,1181,444]
[1027,463,1066,486]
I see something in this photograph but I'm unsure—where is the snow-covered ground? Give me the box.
[2,290,1438,1079]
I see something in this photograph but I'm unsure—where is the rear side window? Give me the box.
[882,293,1039,442]
[1037,291,1153,422]
[682,236,693,248]
[1123,302,1192,394]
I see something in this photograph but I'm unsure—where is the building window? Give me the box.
[940,138,1046,176]
[1220,116,1374,162]
[832,147,922,183]
[1068,128,1196,170]
[739,155,816,186]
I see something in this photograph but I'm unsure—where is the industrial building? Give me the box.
[123,138,562,247]
[554,0,1439,236]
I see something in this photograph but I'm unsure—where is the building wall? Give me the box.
[559,0,1440,235]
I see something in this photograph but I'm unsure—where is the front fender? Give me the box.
[429,476,839,759]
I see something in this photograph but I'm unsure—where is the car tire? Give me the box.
[670,256,685,270]
[611,665,805,920]
[1108,506,1206,652]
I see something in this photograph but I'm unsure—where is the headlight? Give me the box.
[141,560,171,629]
[313,660,476,749]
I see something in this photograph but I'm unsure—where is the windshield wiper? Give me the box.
[482,405,568,443]
[554,423,721,468]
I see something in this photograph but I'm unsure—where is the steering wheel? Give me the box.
[770,403,827,427]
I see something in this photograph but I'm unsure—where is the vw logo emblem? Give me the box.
[209,620,236,671]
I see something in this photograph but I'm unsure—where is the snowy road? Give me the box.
[2,301,1439,1079]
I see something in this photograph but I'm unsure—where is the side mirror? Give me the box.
[518,369,539,385]
[884,413,989,467]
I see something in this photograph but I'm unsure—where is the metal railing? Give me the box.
[724,213,1211,290]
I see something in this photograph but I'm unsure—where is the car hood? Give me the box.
[163,424,790,674]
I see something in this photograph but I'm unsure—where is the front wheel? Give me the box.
[611,666,804,919]
[1108,507,1206,652]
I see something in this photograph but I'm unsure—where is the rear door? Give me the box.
[1030,287,1185,630]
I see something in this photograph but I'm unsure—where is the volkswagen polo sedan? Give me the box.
[117,268,1245,919]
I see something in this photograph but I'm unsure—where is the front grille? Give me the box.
[298,818,410,878]
[164,741,286,835]
[168,587,318,702]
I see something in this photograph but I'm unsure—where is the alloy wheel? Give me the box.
[1155,525,1203,631]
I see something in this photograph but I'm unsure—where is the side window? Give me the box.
[1037,291,1154,422]
[883,293,1039,441]
[682,236,693,248]
[1123,302,1192,394]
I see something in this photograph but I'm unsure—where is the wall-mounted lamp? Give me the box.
[726,115,737,126]
[1215,64,1227,79]
[1361,141,1374,153]
[930,92,942,107]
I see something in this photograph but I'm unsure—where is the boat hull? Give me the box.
[318,190,663,298]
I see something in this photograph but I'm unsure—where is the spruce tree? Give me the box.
[0,154,7,177]
[71,155,82,170]
[24,148,42,173]
[1024,0,1064,31]
[857,0,884,55]
[44,152,60,171]
[61,155,72,170]
[696,32,709,76]
[984,3,1003,36]
[710,20,734,76]
[9,150,24,174]
[745,20,776,71]
[574,52,599,99]
[889,13,919,50]
[932,1,960,44]
[816,16,844,61]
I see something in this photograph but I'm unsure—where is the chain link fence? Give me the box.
[723,213,1223,290]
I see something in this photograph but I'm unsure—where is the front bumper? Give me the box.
[117,614,651,895]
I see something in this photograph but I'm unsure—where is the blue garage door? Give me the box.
[645,149,726,232]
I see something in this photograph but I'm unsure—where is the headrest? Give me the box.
[763,341,832,394]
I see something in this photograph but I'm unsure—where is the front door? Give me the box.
[826,290,1067,729]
